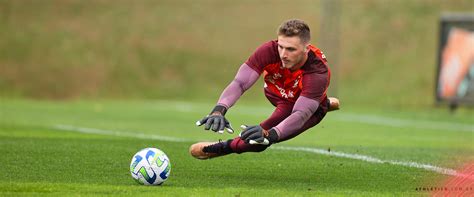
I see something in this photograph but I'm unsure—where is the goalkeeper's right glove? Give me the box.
[196,105,234,134]
[239,125,278,145]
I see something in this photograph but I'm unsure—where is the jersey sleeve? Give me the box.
[216,63,260,109]
[272,65,329,141]
[273,95,320,141]
[245,41,279,74]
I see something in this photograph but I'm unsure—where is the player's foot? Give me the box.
[328,97,340,112]
[189,140,232,160]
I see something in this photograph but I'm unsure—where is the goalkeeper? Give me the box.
[190,19,340,159]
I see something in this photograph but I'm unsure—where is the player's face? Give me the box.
[277,35,308,70]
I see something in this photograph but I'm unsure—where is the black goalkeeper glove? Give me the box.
[239,125,278,145]
[196,105,234,134]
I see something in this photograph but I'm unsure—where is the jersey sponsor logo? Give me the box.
[274,84,295,99]
[264,70,301,99]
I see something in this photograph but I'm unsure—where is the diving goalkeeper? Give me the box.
[190,19,340,159]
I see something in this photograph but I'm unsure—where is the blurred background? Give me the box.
[1,0,473,110]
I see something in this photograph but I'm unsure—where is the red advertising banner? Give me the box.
[438,28,474,99]
[436,14,474,109]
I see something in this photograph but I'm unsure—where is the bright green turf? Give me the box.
[0,99,473,196]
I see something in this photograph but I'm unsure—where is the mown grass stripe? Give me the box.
[271,146,470,179]
[54,124,191,142]
[333,113,474,132]
[169,101,473,132]
[53,124,471,179]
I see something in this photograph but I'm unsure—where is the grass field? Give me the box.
[0,99,472,196]
[1,0,473,196]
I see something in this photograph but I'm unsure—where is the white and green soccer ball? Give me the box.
[130,148,171,185]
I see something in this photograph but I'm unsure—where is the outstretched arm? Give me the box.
[197,41,273,134]
[216,63,260,109]
[196,63,260,134]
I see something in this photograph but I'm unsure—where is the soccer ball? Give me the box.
[130,148,171,185]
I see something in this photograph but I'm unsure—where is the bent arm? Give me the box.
[273,96,320,140]
[217,63,260,109]
[272,70,329,141]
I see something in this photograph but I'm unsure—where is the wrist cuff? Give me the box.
[211,105,227,115]
[267,128,279,143]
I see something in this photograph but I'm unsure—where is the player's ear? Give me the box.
[304,44,310,52]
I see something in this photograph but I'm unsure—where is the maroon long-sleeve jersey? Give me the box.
[245,40,331,106]
[216,40,331,141]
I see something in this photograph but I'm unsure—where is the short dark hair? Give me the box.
[277,19,311,44]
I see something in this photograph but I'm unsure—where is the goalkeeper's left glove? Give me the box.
[196,105,234,134]
[239,125,278,145]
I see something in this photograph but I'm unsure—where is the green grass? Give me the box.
[0,99,472,196]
